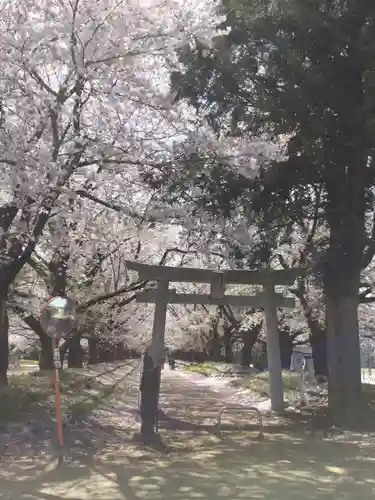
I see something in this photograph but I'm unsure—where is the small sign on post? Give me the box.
[291,345,313,406]
[40,296,76,464]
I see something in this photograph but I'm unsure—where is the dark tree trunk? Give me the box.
[292,277,328,377]
[223,324,233,362]
[49,245,69,297]
[12,312,54,371]
[96,340,115,362]
[278,330,293,369]
[252,341,267,371]
[325,217,362,424]
[59,338,69,366]
[139,352,161,437]
[324,162,365,426]
[39,333,53,370]
[240,325,261,367]
[240,337,252,367]
[211,336,222,361]
[117,344,126,361]
[206,319,222,361]
[67,335,83,368]
[310,328,328,379]
[0,295,9,386]
[326,271,362,426]
[88,338,99,365]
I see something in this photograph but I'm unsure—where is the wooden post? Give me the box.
[139,279,169,440]
[52,337,64,463]
[263,283,284,411]
[299,362,308,406]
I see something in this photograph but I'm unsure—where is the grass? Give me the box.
[184,362,301,400]
[230,370,301,400]
[19,359,39,366]
[68,373,126,419]
[0,365,126,426]
[184,362,221,376]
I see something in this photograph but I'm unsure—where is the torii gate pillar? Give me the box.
[264,283,284,410]
[139,280,169,438]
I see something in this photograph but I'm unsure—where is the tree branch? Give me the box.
[77,280,146,311]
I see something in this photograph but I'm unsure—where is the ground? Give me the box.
[183,361,303,400]
[1,360,138,427]
[1,363,375,499]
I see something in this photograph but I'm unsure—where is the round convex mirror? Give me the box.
[40,296,76,339]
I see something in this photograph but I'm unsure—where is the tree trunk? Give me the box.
[115,343,126,361]
[324,164,365,426]
[206,319,222,361]
[59,338,69,366]
[310,328,328,379]
[7,311,53,371]
[211,336,222,361]
[39,333,53,370]
[252,341,267,371]
[293,278,328,378]
[278,330,293,369]
[0,295,9,386]
[67,335,83,368]
[223,324,233,362]
[240,325,261,367]
[240,336,252,366]
[88,338,98,365]
[325,269,362,426]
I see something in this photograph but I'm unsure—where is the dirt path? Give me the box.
[158,366,271,436]
[1,364,375,499]
[166,365,271,408]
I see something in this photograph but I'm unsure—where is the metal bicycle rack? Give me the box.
[216,405,264,439]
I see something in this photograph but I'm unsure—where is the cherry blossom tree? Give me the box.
[0,0,223,384]
[8,201,189,369]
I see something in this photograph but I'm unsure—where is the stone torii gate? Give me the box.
[126,261,300,440]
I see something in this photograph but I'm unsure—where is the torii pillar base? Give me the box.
[132,431,163,446]
[138,352,161,438]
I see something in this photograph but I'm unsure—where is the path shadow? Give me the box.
[1,432,375,500]
[2,368,375,499]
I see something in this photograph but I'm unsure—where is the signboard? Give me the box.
[290,345,316,406]
[290,345,312,371]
